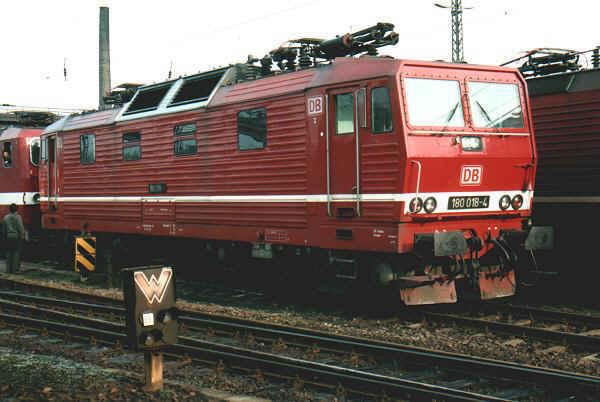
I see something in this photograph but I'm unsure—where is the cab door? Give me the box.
[327,87,360,217]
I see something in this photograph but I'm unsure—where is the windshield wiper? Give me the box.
[475,100,493,127]
[445,102,459,124]
[437,102,460,133]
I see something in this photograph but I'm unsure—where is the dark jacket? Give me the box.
[2,212,25,241]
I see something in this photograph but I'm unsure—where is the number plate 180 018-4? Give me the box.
[448,196,490,210]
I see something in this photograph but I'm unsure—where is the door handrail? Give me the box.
[53,139,58,208]
[325,94,332,217]
[411,160,422,199]
[354,91,361,216]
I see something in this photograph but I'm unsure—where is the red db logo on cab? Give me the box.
[460,165,482,185]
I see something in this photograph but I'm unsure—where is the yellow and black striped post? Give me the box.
[75,237,96,274]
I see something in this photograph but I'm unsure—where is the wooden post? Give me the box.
[143,351,164,391]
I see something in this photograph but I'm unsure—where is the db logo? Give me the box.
[307,96,323,115]
[460,165,482,185]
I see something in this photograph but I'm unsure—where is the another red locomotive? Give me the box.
[0,110,58,237]
[520,49,600,289]
[36,24,551,305]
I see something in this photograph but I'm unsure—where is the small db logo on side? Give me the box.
[460,165,482,185]
[307,96,323,115]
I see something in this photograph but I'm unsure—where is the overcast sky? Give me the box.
[0,0,597,110]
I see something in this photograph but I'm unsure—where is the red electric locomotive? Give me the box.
[38,24,551,305]
[0,110,58,238]
[519,49,600,292]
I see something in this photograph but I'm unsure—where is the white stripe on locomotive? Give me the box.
[0,192,40,205]
[39,190,533,214]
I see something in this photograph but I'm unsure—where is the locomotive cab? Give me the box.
[312,59,552,304]
[391,62,551,303]
[0,127,44,235]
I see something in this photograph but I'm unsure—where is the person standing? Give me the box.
[3,203,25,273]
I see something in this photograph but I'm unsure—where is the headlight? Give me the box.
[460,136,483,151]
[499,195,511,210]
[511,194,523,210]
[423,197,437,213]
[409,197,423,213]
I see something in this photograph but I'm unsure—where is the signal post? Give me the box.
[122,266,177,391]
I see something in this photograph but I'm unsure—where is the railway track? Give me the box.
[4,273,600,353]
[418,301,600,352]
[0,296,506,401]
[0,279,599,400]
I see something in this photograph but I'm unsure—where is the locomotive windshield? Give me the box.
[404,78,464,127]
[467,82,524,129]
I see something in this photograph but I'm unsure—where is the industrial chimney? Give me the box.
[99,6,111,110]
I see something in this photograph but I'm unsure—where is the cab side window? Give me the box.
[80,134,96,164]
[41,138,48,163]
[123,132,141,161]
[2,142,12,167]
[335,93,354,134]
[371,87,393,133]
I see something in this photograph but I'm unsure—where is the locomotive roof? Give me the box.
[44,57,521,135]
[44,107,121,134]
[0,126,42,140]
[527,68,600,96]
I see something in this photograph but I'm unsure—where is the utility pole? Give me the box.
[435,1,472,63]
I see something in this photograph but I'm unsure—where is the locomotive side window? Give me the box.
[40,138,48,162]
[174,139,197,156]
[80,134,96,164]
[335,93,354,134]
[2,142,12,167]
[174,123,197,156]
[174,123,197,136]
[123,132,141,161]
[467,82,524,129]
[404,78,464,127]
[238,107,267,150]
[30,139,41,166]
[372,87,393,133]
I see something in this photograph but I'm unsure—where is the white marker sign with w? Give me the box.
[134,267,173,304]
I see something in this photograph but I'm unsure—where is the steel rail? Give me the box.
[484,302,600,327]
[420,310,600,352]
[0,302,502,401]
[0,291,124,315]
[177,312,600,393]
[0,312,125,345]
[0,291,598,396]
[0,277,122,305]
[2,276,600,353]
[173,337,504,401]
[4,271,599,328]
[0,298,124,334]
